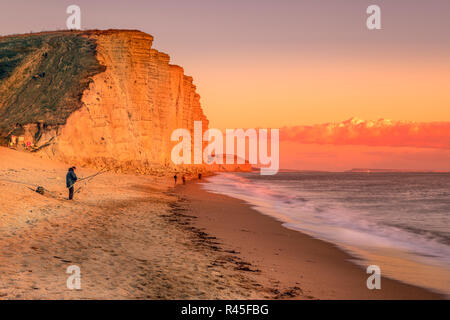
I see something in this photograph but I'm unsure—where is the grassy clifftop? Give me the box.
[0,32,106,140]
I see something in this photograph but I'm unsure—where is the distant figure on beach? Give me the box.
[182,175,186,185]
[66,166,78,200]
[173,174,177,186]
[198,173,202,180]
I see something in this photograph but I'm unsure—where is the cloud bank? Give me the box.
[280,118,450,149]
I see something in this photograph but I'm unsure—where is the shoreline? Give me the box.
[0,148,444,299]
[178,179,444,299]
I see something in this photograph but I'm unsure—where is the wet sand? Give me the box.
[177,180,444,299]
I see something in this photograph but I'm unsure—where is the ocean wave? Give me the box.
[201,173,450,268]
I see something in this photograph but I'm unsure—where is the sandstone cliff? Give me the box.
[58,30,209,174]
[0,30,210,174]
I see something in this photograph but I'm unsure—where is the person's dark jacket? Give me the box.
[66,169,78,188]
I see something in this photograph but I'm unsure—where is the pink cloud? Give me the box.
[280,118,450,149]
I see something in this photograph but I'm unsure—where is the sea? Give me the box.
[201,172,450,296]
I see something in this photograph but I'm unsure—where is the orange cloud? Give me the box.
[280,118,450,149]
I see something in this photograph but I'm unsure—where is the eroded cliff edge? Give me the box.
[0,30,209,174]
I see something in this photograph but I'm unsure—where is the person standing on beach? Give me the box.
[182,175,186,185]
[174,174,177,186]
[66,167,78,200]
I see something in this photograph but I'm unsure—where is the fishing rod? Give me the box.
[77,167,110,182]
[2,165,116,199]
[0,177,64,200]
[67,166,109,189]
[73,166,113,194]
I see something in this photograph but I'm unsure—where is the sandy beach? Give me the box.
[0,148,443,299]
[179,182,444,299]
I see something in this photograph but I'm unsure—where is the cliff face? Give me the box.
[57,30,209,173]
[0,30,209,174]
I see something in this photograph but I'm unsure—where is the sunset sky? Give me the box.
[1,0,449,170]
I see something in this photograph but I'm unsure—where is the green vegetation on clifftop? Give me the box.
[0,32,106,140]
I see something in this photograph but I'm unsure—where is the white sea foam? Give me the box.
[201,172,450,295]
